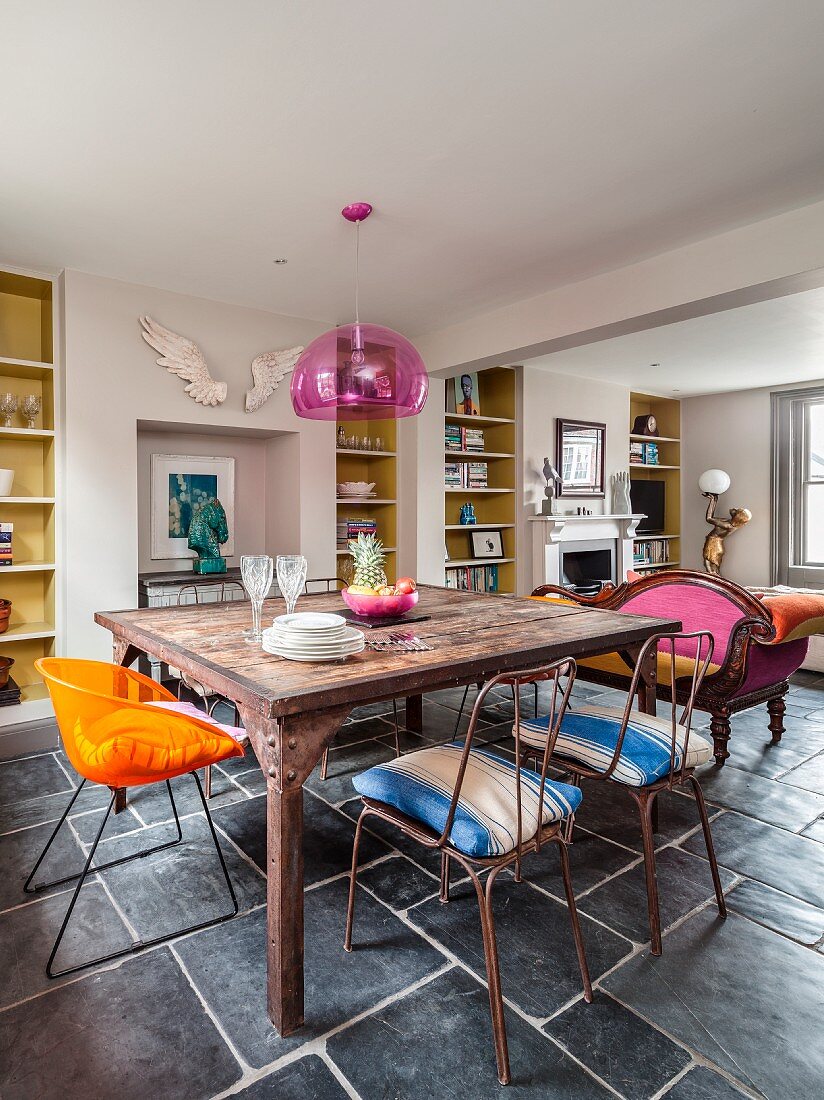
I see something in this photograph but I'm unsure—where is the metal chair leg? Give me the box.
[344,810,368,951]
[451,685,470,742]
[320,747,330,780]
[439,851,451,902]
[553,835,593,1001]
[690,775,727,919]
[42,772,238,980]
[632,788,663,955]
[392,699,402,757]
[203,766,213,799]
[23,779,87,893]
[468,865,511,1085]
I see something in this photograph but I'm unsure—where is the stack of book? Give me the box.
[337,518,377,548]
[630,442,645,465]
[445,563,499,593]
[633,538,670,566]
[444,461,489,489]
[444,425,485,452]
[0,522,12,567]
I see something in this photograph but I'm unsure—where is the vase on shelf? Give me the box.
[611,471,632,514]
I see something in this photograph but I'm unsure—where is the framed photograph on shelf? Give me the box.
[150,453,235,560]
[454,372,481,416]
[470,528,503,558]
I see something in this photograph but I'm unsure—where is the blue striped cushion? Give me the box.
[517,704,713,787]
[353,744,582,859]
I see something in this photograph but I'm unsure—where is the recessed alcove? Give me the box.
[136,420,302,573]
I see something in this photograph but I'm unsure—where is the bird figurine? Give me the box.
[541,457,561,515]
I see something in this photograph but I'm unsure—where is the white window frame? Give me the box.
[772,386,824,587]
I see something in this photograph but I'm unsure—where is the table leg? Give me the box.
[266,779,304,1034]
[405,693,423,733]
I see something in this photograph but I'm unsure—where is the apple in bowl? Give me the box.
[341,579,419,618]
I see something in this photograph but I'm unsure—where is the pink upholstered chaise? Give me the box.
[531,570,823,767]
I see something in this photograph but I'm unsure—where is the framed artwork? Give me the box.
[454,372,481,416]
[470,528,503,558]
[556,418,606,498]
[150,454,235,560]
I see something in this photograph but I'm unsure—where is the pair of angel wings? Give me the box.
[139,316,303,412]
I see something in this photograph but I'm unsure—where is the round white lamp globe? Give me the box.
[698,469,731,496]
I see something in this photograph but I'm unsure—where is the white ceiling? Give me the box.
[3,1,824,336]
[525,285,824,396]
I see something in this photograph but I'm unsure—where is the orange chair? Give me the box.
[26,657,245,978]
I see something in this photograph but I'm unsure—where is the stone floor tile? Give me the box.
[0,947,242,1100]
[801,815,824,842]
[543,993,691,1100]
[0,883,132,1009]
[572,781,701,852]
[0,754,72,808]
[604,909,824,1100]
[577,846,733,945]
[661,1065,748,1099]
[694,761,824,831]
[327,966,613,1097]
[726,877,824,946]
[357,853,440,910]
[0,818,86,913]
[175,878,445,1068]
[408,876,631,1018]
[681,810,824,907]
[525,828,640,898]
[777,750,824,795]
[305,738,397,804]
[231,1055,350,1099]
[98,812,266,938]
[0,780,110,836]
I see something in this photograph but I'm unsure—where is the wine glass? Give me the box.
[276,555,307,616]
[22,394,42,429]
[0,393,18,429]
[240,555,273,644]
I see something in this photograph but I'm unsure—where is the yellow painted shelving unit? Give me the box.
[335,418,398,585]
[444,367,517,594]
[0,268,60,726]
[629,392,681,574]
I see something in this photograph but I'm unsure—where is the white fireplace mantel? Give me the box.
[527,513,645,589]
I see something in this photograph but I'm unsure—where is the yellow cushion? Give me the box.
[579,652,721,680]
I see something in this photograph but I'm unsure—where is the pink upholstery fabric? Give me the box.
[618,584,748,664]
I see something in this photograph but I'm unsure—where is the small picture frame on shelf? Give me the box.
[470,528,503,558]
[454,372,481,416]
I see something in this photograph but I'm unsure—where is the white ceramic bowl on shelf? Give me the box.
[337,481,376,497]
[0,469,14,496]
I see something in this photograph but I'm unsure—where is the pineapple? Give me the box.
[349,532,387,592]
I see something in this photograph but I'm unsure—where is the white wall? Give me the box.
[62,270,332,659]
[519,367,630,592]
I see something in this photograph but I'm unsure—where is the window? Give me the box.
[773,387,824,587]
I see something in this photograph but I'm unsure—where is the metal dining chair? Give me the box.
[515,631,726,955]
[344,658,591,1086]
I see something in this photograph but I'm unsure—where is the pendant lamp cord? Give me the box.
[354,219,361,326]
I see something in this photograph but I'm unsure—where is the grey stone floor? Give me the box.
[2,672,824,1099]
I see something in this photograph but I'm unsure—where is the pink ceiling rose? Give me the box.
[291,322,428,421]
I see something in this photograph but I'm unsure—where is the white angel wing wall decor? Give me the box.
[245,346,304,413]
[139,316,228,407]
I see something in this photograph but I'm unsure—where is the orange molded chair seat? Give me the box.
[36,657,244,789]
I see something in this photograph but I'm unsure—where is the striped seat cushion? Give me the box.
[517,705,712,787]
[353,744,582,859]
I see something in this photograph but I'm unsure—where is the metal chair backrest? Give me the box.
[437,657,577,862]
[176,580,245,606]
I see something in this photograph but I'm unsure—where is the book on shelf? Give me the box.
[643,442,659,465]
[336,519,378,547]
[633,537,670,566]
[444,563,499,593]
[444,461,488,489]
[0,522,12,566]
[444,425,486,452]
[629,442,645,464]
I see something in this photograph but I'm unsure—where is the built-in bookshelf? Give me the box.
[629,392,681,574]
[444,367,517,594]
[0,268,60,728]
[335,419,397,584]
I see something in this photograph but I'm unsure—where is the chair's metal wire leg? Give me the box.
[553,835,593,1001]
[320,747,330,781]
[344,810,367,950]
[439,851,451,903]
[24,780,87,893]
[44,774,237,980]
[452,685,470,742]
[467,865,511,1085]
[633,788,663,955]
[47,789,117,977]
[27,780,183,893]
[533,681,539,718]
[689,775,727,918]
[392,699,402,758]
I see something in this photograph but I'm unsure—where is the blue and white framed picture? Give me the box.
[150,453,235,560]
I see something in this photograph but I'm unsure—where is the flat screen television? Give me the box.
[630,479,666,533]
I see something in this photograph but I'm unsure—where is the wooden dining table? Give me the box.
[95,584,680,1037]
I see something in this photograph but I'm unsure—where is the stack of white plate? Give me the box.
[262,612,365,662]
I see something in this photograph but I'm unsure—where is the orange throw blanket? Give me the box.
[750,587,824,644]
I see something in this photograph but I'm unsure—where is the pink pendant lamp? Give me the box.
[291,204,429,421]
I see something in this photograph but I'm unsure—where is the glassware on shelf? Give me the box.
[22,394,42,430]
[240,554,274,644]
[0,393,18,428]
[276,555,308,616]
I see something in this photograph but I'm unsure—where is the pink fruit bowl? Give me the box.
[341,588,419,618]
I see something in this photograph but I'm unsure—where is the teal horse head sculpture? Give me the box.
[187,498,229,573]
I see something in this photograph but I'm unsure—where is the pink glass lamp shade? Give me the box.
[290,322,429,421]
